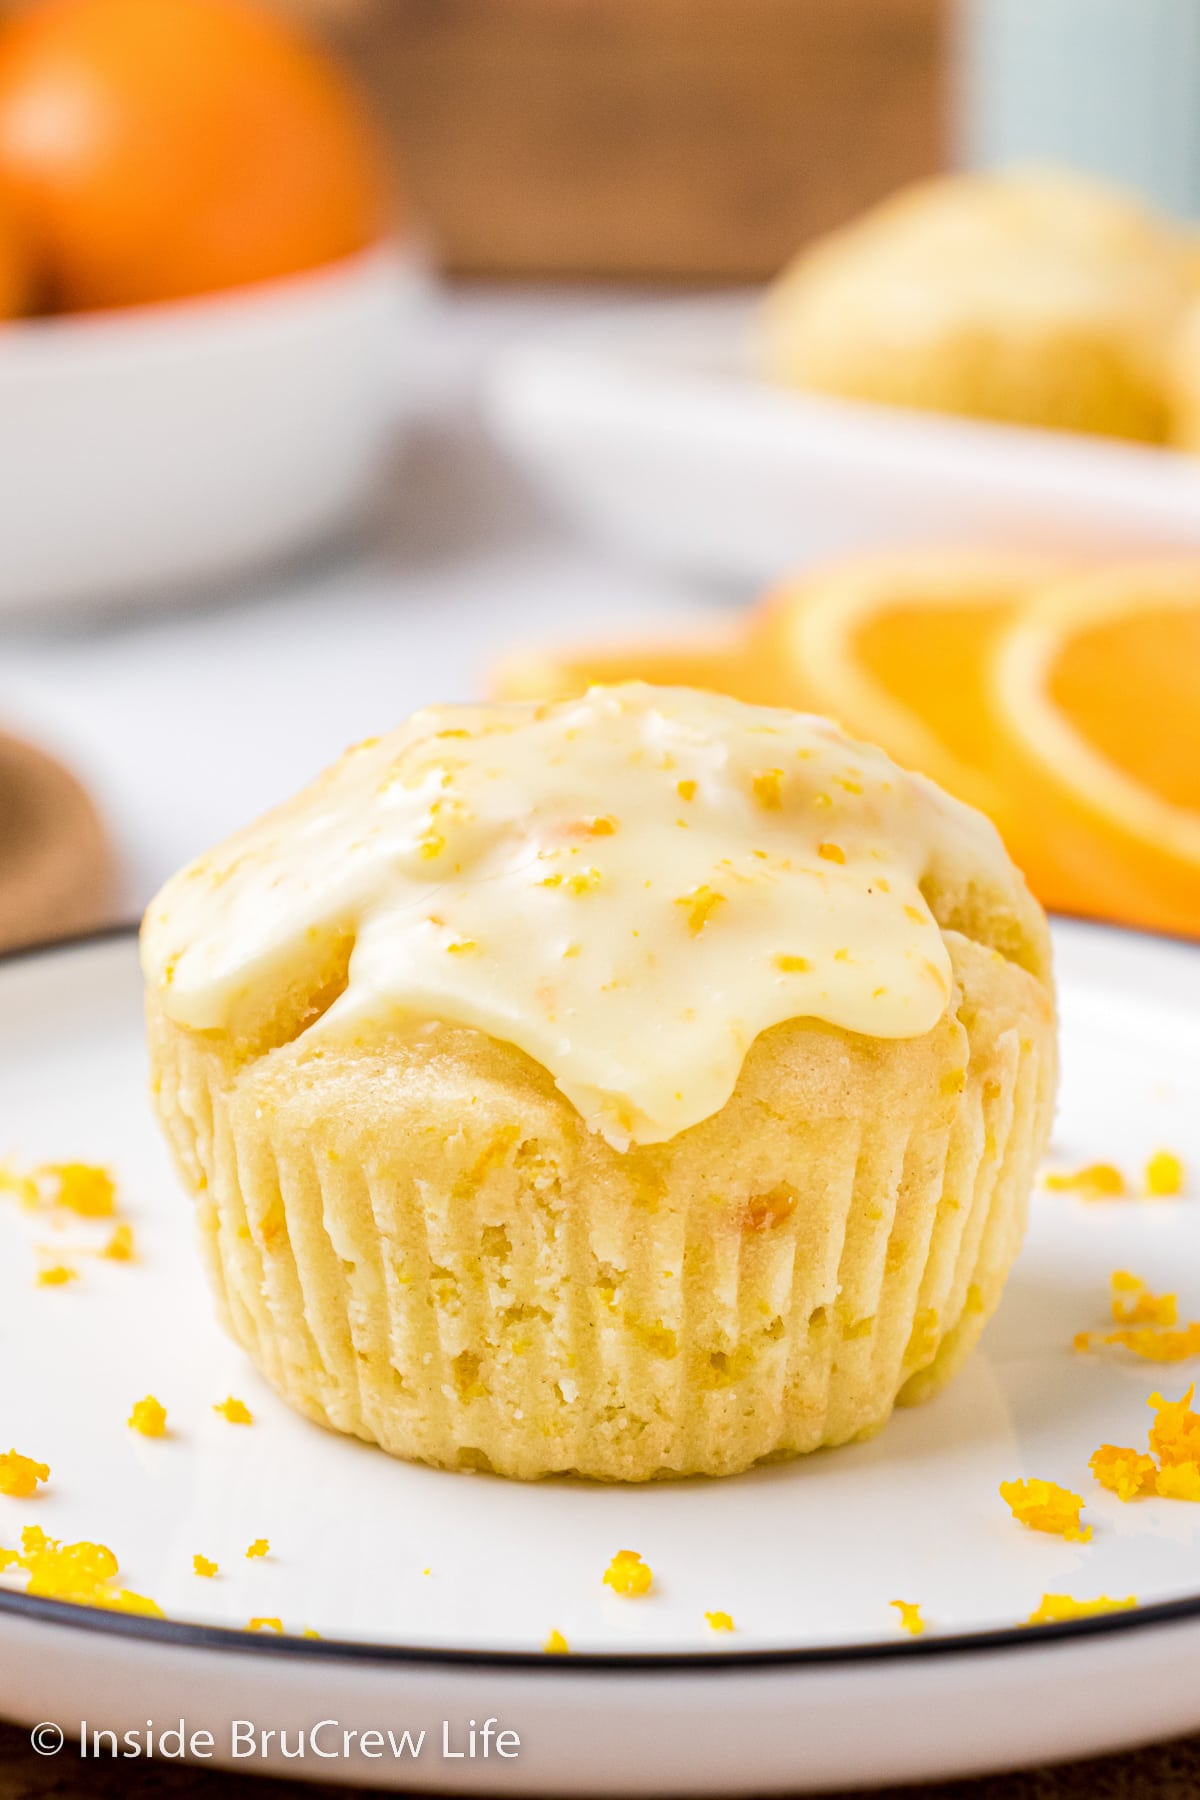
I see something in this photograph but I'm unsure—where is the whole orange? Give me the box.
[0,201,31,315]
[0,0,390,311]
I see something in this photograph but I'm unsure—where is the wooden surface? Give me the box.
[2,1717,1200,1798]
[350,0,946,280]
[0,732,116,954]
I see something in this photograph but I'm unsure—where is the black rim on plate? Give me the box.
[1,920,1197,1675]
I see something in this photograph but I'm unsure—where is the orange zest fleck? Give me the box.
[1088,1445,1157,1502]
[0,1525,162,1616]
[101,1223,136,1262]
[1043,1163,1126,1198]
[1086,1324,1200,1360]
[1075,1273,1200,1363]
[999,1478,1091,1542]
[705,1610,735,1632]
[674,885,726,936]
[1145,1150,1186,1198]
[1025,1593,1136,1626]
[751,768,785,810]
[127,1396,167,1439]
[42,1163,116,1218]
[890,1600,925,1637]
[0,1451,49,1499]
[193,1555,218,1579]
[1154,1463,1200,1501]
[213,1397,253,1425]
[1110,1271,1178,1327]
[247,1617,284,1633]
[543,1629,570,1654]
[817,842,846,864]
[0,1163,39,1209]
[36,1264,77,1288]
[245,1538,269,1560]
[1148,1384,1200,1470]
[1089,1386,1200,1506]
[603,1549,653,1598]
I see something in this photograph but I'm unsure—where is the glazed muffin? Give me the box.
[142,685,1056,1482]
[762,167,1190,442]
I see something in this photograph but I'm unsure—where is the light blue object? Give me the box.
[957,0,1200,219]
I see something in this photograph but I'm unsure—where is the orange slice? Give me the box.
[490,634,794,707]
[751,550,1067,833]
[992,564,1200,936]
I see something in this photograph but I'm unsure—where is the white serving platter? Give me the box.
[1,923,1199,1791]
[486,295,1200,587]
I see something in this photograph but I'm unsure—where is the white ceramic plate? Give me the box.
[0,244,424,618]
[1,923,1200,1792]
[486,295,1200,586]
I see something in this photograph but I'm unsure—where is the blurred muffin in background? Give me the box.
[762,167,1191,443]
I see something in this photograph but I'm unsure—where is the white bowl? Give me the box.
[0,243,424,617]
[487,294,1200,586]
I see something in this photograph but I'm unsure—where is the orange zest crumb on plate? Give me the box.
[0,1525,162,1617]
[245,1538,269,1560]
[1089,1445,1157,1501]
[247,1617,284,1633]
[603,1549,653,1597]
[0,1451,49,1499]
[1089,1386,1200,1504]
[1043,1163,1126,1198]
[102,1224,136,1262]
[1075,1274,1200,1362]
[35,1264,77,1288]
[543,1629,570,1654]
[1145,1150,1186,1198]
[0,1164,39,1209]
[128,1396,167,1438]
[705,1610,735,1633]
[1148,1385,1200,1494]
[889,1600,925,1637]
[193,1555,218,1579]
[1110,1271,1177,1327]
[1025,1594,1136,1626]
[213,1397,253,1425]
[1154,1464,1200,1501]
[1080,1322,1200,1363]
[42,1164,116,1218]
[999,1479,1091,1541]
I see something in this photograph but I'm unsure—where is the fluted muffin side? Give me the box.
[148,927,1054,1482]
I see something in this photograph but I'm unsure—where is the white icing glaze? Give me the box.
[142,685,1009,1148]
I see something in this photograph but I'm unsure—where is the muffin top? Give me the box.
[766,167,1189,343]
[142,684,1045,1148]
